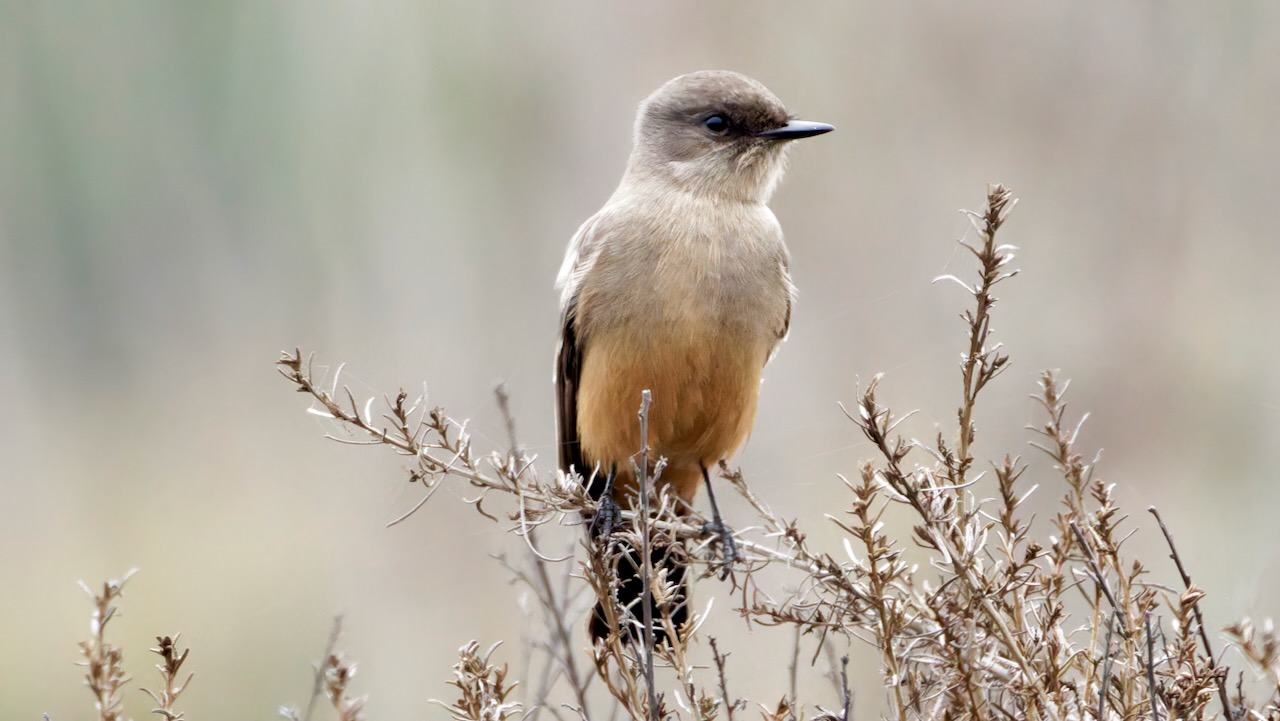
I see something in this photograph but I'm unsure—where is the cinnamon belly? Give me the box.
[576,325,767,505]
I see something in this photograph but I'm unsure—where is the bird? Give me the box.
[554,70,832,642]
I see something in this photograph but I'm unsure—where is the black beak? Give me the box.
[755,120,835,140]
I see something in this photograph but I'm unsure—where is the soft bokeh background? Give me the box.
[3,2,1279,717]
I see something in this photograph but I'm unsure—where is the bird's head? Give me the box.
[626,70,833,203]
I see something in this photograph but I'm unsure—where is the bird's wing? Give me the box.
[778,257,795,342]
[555,310,583,477]
[767,244,797,365]
[554,212,608,488]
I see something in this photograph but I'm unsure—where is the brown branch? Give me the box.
[1148,506,1234,721]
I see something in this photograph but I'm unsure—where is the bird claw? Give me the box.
[701,518,741,579]
[591,494,623,538]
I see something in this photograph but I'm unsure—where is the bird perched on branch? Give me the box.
[555,70,833,643]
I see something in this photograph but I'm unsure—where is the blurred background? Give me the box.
[3,2,1279,717]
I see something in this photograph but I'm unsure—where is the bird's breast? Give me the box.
[582,210,789,341]
[574,228,787,486]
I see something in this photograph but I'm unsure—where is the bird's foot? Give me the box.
[590,494,623,538]
[700,518,741,580]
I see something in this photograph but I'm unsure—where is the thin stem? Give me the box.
[709,637,736,721]
[839,655,851,721]
[1148,506,1233,721]
[1145,613,1161,721]
[303,616,344,721]
[955,184,1016,470]
[1070,522,1128,635]
[637,390,658,721]
[1099,615,1114,721]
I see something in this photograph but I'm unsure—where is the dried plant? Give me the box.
[278,616,367,721]
[141,635,193,720]
[64,184,1280,721]
[74,569,194,721]
[315,651,367,721]
[432,641,524,721]
[79,569,138,721]
[271,184,1280,721]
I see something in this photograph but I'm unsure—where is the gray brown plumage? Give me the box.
[555,70,832,641]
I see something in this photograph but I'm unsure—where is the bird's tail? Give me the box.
[589,537,689,645]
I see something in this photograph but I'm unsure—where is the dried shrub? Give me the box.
[61,185,1276,721]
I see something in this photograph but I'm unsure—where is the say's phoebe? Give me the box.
[555,70,832,641]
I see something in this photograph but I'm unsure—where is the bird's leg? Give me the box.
[590,465,622,538]
[699,463,741,578]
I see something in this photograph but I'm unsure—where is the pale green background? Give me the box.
[3,2,1279,718]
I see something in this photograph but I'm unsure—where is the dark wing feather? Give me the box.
[555,304,584,478]
[557,300,611,502]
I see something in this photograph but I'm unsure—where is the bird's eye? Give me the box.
[702,114,731,135]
